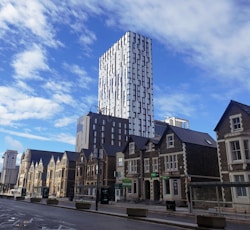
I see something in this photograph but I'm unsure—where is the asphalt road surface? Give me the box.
[0,198,182,230]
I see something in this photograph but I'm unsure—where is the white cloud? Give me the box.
[15,80,35,93]
[53,133,76,145]
[154,89,199,120]
[74,0,250,89]
[63,63,94,89]
[0,128,75,146]
[43,80,73,94]
[0,128,50,141]
[11,44,49,80]
[52,93,76,107]
[0,0,59,47]
[54,117,76,128]
[0,86,62,126]
[4,136,24,153]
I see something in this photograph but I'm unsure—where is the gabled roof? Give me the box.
[80,148,93,159]
[129,135,149,150]
[28,149,63,167]
[214,100,250,131]
[163,125,216,148]
[102,144,123,157]
[145,135,161,146]
[154,120,169,137]
[64,151,80,161]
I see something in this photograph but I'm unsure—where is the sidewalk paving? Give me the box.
[54,198,250,227]
[13,196,250,229]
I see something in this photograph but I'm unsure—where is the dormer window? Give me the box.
[230,114,243,132]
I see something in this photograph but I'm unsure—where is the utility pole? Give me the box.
[95,149,100,211]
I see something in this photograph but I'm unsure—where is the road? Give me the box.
[0,198,182,230]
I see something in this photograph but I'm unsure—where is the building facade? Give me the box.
[75,112,129,152]
[51,151,79,198]
[214,100,250,211]
[0,150,19,190]
[120,124,219,206]
[16,149,63,196]
[98,31,154,138]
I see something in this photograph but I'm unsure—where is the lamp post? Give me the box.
[95,148,100,211]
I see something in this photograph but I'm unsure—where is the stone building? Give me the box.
[214,100,250,211]
[47,151,79,198]
[122,124,219,206]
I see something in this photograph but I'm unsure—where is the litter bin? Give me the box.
[166,200,176,211]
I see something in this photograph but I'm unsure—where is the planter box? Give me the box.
[30,197,42,203]
[15,196,25,201]
[196,215,226,229]
[47,198,59,205]
[126,208,148,217]
[75,202,91,210]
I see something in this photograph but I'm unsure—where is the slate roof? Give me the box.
[28,149,63,167]
[214,100,250,131]
[64,151,80,161]
[80,148,93,159]
[168,125,217,148]
[130,135,149,150]
[102,144,123,157]
[154,120,169,137]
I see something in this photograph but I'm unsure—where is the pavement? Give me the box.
[27,197,250,230]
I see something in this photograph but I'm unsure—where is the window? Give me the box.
[165,178,170,194]
[244,140,250,159]
[230,141,241,160]
[128,159,137,173]
[164,154,178,171]
[61,168,65,178]
[234,175,247,197]
[118,157,123,167]
[230,114,242,132]
[133,181,137,194]
[144,159,150,173]
[166,134,174,148]
[147,142,155,151]
[129,142,135,154]
[173,179,179,195]
[152,158,158,172]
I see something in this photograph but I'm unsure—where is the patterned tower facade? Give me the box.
[98,31,154,138]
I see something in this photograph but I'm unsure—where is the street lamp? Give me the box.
[95,148,101,211]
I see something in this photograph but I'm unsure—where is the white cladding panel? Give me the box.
[98,32,154,138]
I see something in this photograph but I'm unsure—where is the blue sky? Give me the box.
[1,0,250,170]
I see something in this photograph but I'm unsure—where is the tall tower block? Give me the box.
[98,31,154,138]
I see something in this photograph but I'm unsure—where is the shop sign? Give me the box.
[151,172,159,178]
[122,178,132,187]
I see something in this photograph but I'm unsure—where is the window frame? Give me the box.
[234,175,247,197]
[152,157,158,172]
[164,154,178,171]
[144,158,150,173]
[129,142,135,155]
[230,140,242,161]
[230,114,243,132]
[128,159,137,174]
[166,134,174,148]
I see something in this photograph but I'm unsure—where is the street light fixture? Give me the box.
[95,148,101,211]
